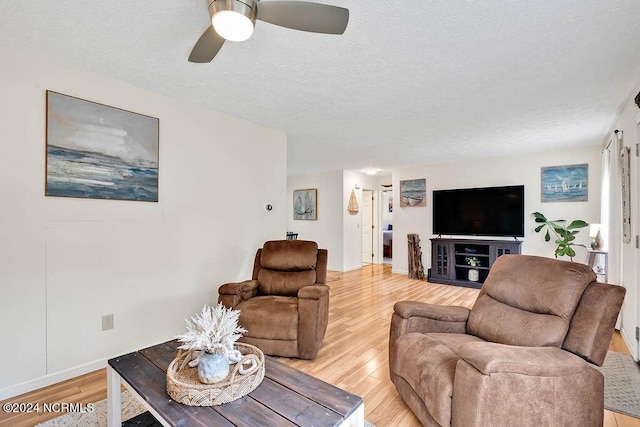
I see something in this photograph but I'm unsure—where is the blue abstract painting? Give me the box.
[541,164,588,202]
[46,91,159,202]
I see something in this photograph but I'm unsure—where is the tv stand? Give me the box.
[429,238,522,289]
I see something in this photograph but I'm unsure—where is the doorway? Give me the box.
[382,190,393,264]
[362,190,374,264]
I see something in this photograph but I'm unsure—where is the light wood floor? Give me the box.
[1,264,638,427]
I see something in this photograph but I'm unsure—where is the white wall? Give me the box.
[609,79,640,361]
[0,46,287,396]
[391,146,602,274]
[287,170,344,271]
[287,170,382,271]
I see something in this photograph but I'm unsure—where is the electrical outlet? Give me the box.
[102,314,114,331]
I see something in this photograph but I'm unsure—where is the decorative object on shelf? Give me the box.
[589,224,603,250]
[465,256,480,267]
[400,179,426,207]
[347,189,359,214]
[540,164,588,203]
[407,234,425,280]
[176,303,247,385]
[532,212,589,261]
[465,256,480,282]
[621,145,631,243]
[167,342,265,406]
[45,91,159,202]
[293,188,317,220]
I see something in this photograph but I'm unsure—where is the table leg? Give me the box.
[107,365,122,427]
[340,402,364,427]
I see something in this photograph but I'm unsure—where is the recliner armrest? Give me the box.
[219,279,259,295]
[218,280,259,309]
[394,301,470,323]
[458,342,589,377]
[298,284,330,300]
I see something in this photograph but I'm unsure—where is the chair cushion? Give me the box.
[236,296,298,341]
[467,255,595,347]
[261,240,318,271]
[258,269,317,296]
[392,333,485,427]
[257,240,319,296]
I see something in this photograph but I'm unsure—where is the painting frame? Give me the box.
[293,188,317,220]
[45,90,160,202]
[540,164,588,203]
[399,178,426,207]
[621,147,631,243]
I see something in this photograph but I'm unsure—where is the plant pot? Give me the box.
[468,269,479,282]
[198,353,229,384]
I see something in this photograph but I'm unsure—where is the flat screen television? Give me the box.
[432,185,525,237]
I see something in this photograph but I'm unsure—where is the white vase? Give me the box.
[468,269,479,282]
[198,353,229,384]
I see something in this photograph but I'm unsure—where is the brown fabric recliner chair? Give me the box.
[218,240,328,360]
[389,254,626,427]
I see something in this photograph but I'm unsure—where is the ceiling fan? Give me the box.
[188,0,349,63]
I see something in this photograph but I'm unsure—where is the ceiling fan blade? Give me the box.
[188,26,226,63]
[257,1,349,35]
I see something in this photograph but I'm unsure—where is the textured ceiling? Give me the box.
[2,1,640,176]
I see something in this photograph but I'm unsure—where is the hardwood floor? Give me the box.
[1,264,637,427]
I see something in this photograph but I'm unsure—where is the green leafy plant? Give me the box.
[465,256,480,267]
[532,212,589,261]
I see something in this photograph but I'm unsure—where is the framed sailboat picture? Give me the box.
[293,188,317,220]
[540,164,588,202]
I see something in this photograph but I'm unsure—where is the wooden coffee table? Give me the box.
[107,340,364,426]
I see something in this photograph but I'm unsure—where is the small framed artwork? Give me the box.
[540,164,588,202]
[400,179,426,207]
[293,188,317,220]
[46,91,159,202]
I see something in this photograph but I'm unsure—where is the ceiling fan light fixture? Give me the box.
[209,0,257,42]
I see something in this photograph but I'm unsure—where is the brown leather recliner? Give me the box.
[389,254,626,427]
[218,240,329,359]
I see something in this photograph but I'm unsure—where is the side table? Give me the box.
[587,249,608,283]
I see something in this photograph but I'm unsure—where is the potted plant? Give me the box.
[532,212,589,261]
[465,256,480,282]
[176,303,247,384]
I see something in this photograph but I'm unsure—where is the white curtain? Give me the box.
[601,131,623,286]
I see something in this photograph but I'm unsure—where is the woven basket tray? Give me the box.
[166,343,265,406]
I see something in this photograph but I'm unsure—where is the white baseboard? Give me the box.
[392,268,408,275]
[0,359,107,400]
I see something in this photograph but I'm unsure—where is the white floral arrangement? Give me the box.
[176,303,247,357]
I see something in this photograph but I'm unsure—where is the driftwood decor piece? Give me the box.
[407,234,425,280]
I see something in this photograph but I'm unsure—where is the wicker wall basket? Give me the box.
[166,343,265,406]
